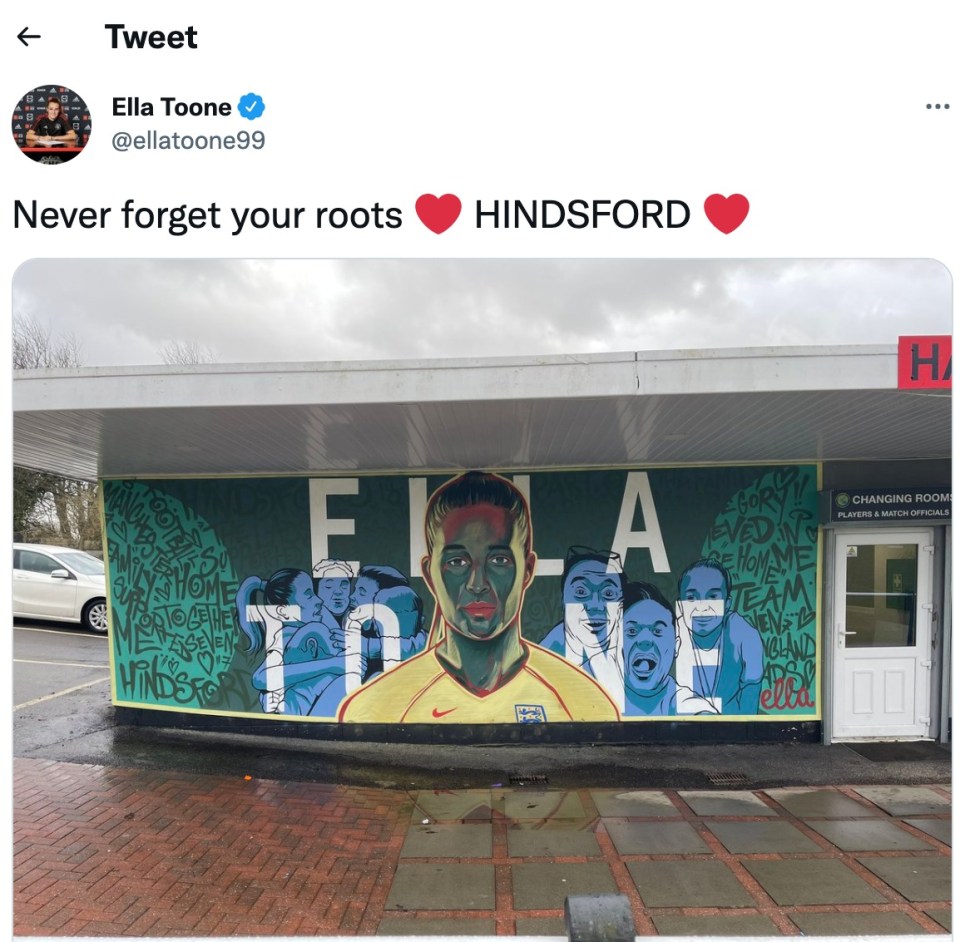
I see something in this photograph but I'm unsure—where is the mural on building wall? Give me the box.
[698,465,818,715]
[103,482,240,709]
[103,464,820,724]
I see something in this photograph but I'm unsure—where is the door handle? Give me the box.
[837,625,857,647]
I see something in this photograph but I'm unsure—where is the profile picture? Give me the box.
[12,84,90,164]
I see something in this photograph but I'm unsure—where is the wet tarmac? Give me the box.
[13,622,951,793]
[16,702,953,792]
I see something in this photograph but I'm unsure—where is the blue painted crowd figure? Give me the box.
[235,560,429,718]
[539,547,625,704]
[675,557,764,714]
[345,564,428,681]
[236,567,351,716]
[621,581,717,717]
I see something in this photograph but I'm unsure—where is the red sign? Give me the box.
[898,335,952,389]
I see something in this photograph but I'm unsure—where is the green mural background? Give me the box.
[103,464,820,722]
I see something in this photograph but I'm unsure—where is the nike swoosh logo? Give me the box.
[431,707,457,718]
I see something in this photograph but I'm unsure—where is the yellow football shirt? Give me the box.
[338,642,620,723]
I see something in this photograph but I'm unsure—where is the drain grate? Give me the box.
[509,774,549,787]
[707,771,750,787]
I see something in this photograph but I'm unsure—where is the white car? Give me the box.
[13,543,109,633]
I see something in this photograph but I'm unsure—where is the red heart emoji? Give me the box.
[416,193,462,234]
[704,194,749,234]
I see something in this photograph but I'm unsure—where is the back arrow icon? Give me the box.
[18,27,41,46]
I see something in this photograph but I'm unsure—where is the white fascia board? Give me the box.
[13,345,898,413]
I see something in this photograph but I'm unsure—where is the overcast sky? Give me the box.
[11,259,952,367]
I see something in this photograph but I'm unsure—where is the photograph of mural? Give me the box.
[103,463,820,724]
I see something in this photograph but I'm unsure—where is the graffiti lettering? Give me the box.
[105,481,238,710]
[117,655,218,704]
[701,466,819,716]
[736,483,778,516]
[764,630,816,663]
[759,676,814,710]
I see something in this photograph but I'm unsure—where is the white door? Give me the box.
[833,530,934,740]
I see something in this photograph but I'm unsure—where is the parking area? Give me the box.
[13,620,113,755]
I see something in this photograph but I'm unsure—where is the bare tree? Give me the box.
[158,340,217,365]
[12,314,83,370]
[13,315,99,549]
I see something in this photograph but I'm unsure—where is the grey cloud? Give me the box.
[11,258,951,367]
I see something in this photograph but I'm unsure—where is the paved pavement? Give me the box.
[14,757,952,937]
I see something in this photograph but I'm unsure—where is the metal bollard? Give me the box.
[564,894,635,942]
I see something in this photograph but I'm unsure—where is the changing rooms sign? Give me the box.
[831,487,952,522]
